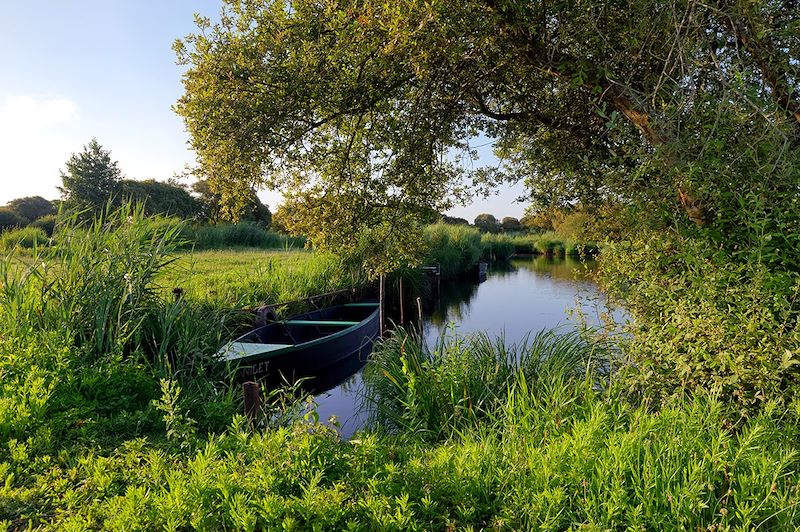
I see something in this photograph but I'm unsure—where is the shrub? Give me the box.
[0,226,48,251]
[601,231,800,410]
[29,214,57,236]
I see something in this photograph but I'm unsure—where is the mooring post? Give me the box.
[379,273,385,337]
[242,381,260,423]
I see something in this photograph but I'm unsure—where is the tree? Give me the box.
[441,215,470,226]
[121,179,202,219]
[500,217,522,233]
[5,196,55,223]
[59,139,123,213]
[0,208,25,231]
[474,213,499,233]
[192,177,272,226]
[175,0,799,268]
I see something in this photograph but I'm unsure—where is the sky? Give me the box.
[0,1,526,221]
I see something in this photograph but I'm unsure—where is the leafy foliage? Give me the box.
[0,207,25,231]
[59,138,123,214]
[4,196,55,223]
[121,179,202,219]
[473,213,499,233]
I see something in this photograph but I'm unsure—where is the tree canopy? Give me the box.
[176,0,800,271]
[5,196,56,223]
[121,179,202,219]
[474,213,499,233]
[59,139,123,214]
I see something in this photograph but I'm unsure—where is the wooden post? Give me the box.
[379,273,385,338]
[242,381,260,422]
[399,277,405,325]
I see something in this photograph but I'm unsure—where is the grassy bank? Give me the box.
[157,249,366,310]
[3,329,799,530]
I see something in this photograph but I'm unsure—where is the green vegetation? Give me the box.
[4,309,800,529]
[158,248,365,310]
[185,222,304,251]
[0,226,49,252]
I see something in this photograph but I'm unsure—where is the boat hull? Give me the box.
[218,302,380,387]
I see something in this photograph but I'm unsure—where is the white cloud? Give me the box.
[0,94,82,203]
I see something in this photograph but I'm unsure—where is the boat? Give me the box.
[217,302,380,385]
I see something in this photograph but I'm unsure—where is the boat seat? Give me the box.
[284,320,360,326]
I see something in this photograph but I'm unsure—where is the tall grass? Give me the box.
[508,232,600,257]
[423,223,482,277]
[7,331,800,530]
[363,327,597,440]
[187,222,305,250]
[0,205,238,451]
[479,232,515,261]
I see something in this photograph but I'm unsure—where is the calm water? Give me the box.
[313,255,612,438]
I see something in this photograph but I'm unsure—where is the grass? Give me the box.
[156,248,367,310]
[186,222,306,250]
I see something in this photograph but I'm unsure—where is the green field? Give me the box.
[157,248,367,310]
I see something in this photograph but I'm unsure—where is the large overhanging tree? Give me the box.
[175,0,799,272]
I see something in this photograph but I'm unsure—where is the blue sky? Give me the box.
[0,1,525,221]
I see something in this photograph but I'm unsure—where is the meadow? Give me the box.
[1,210,797,530]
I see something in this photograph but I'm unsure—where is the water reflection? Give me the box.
[422,255,599,347]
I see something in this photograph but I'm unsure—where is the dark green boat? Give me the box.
[217,302,380,383]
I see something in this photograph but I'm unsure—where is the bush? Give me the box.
[0,226,48,251]
[601,231,800,410]
[29,214,57,236]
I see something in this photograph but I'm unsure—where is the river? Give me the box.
[313,255,614,438]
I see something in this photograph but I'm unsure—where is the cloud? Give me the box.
[0,95,82,203]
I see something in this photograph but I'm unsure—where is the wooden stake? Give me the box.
[242,381,260,422]
[379,273,385,338]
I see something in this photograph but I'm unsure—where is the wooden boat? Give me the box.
[217,302,380,384]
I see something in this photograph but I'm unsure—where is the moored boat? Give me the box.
[217,302,380,384]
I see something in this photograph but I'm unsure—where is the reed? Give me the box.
[422,223,482,278]
[362,327,598,440]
